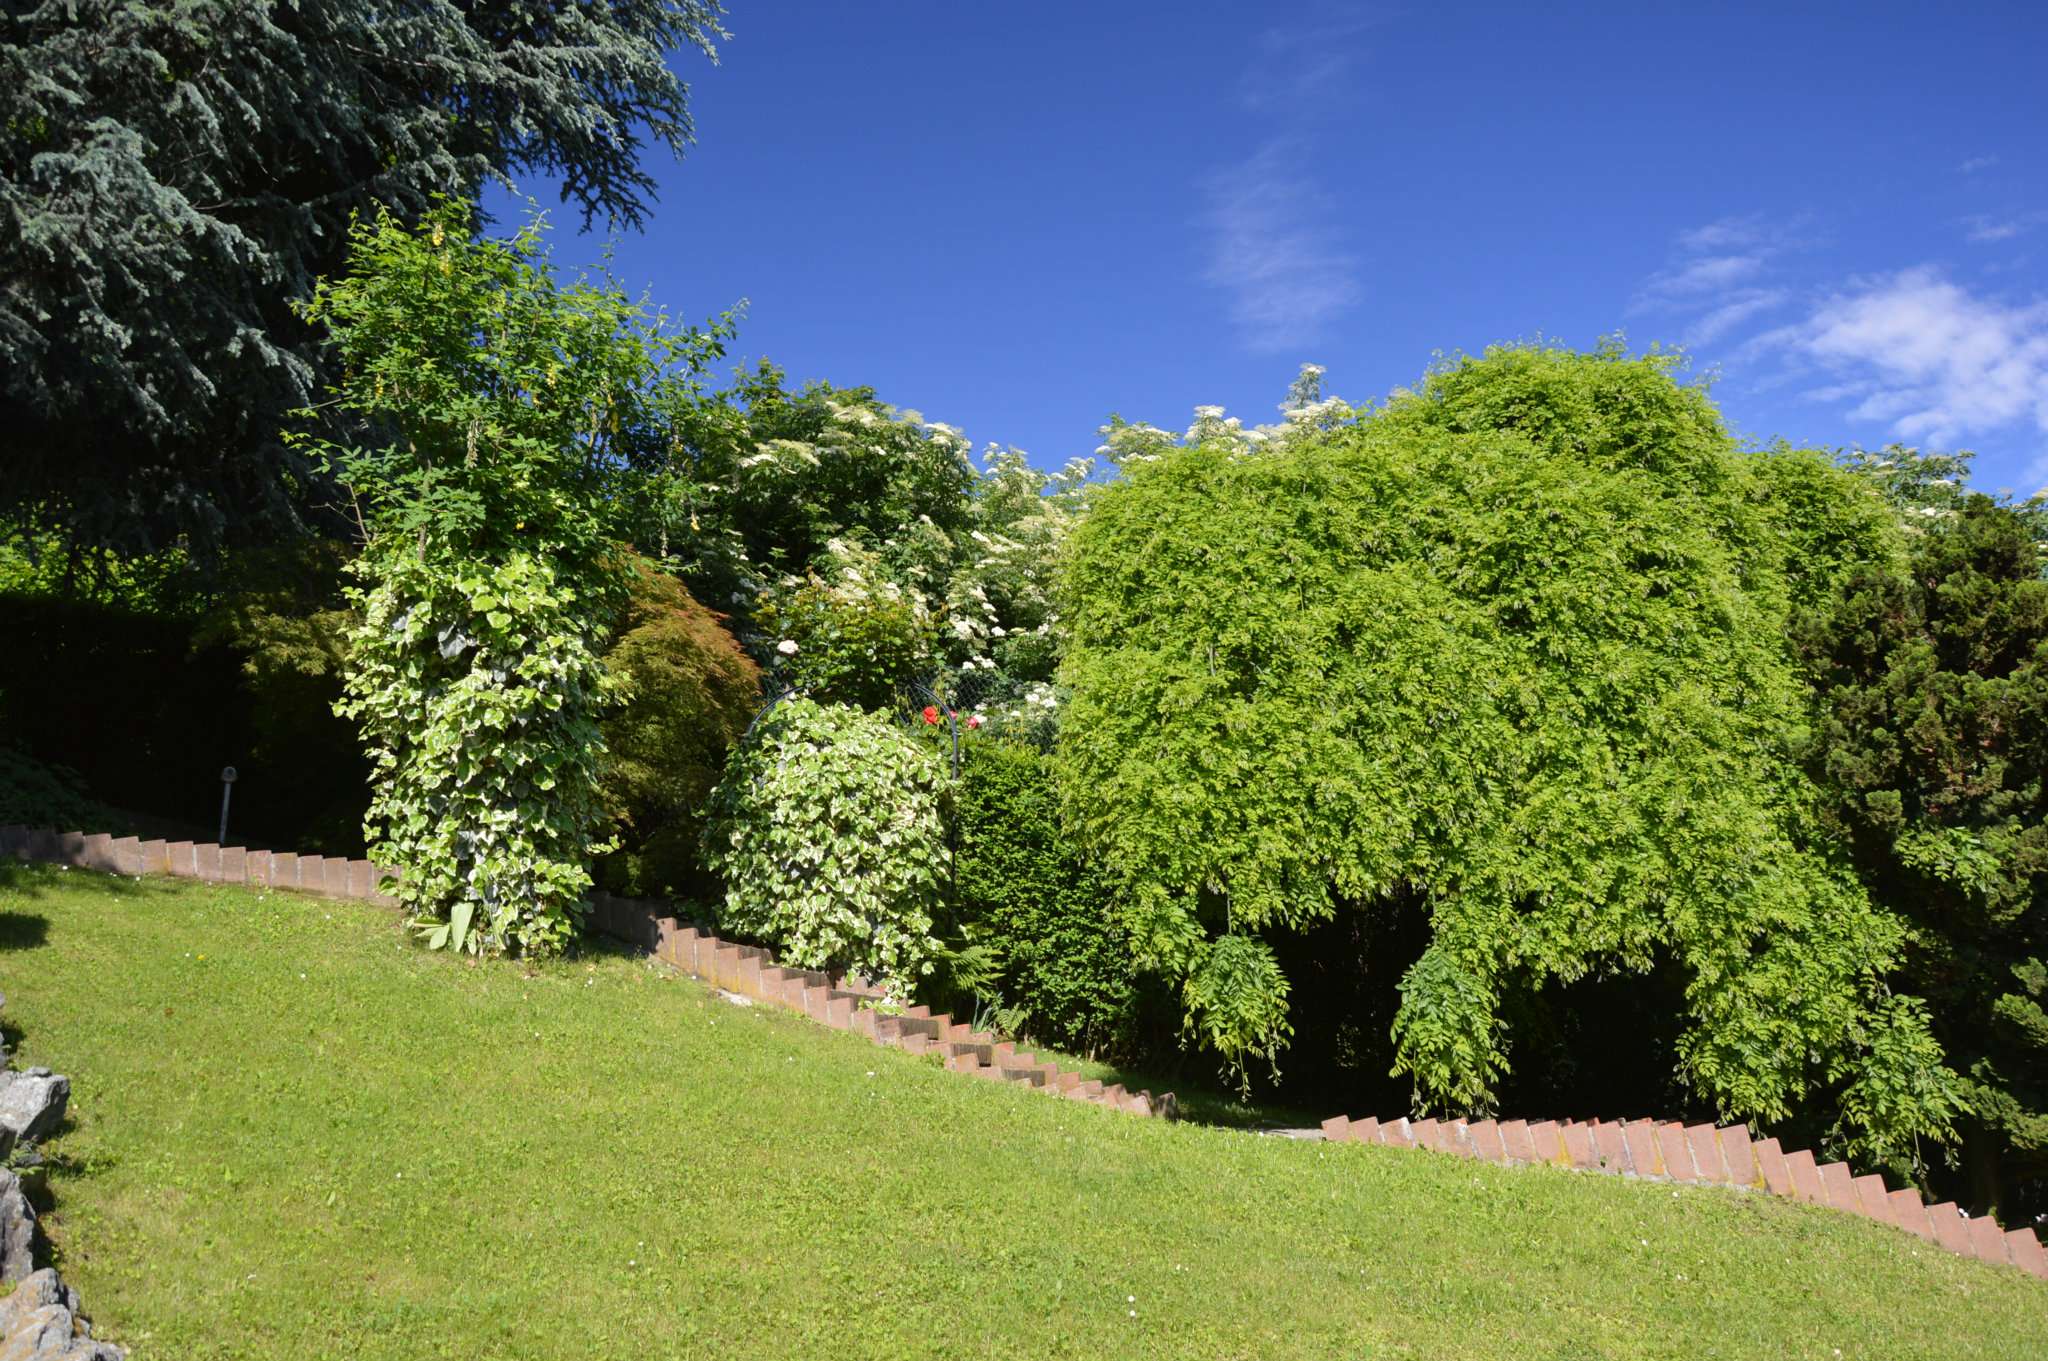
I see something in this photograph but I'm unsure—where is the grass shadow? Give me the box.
[0,908,49,951]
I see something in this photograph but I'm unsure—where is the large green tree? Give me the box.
[0,0,724,564]
[299,200,725,956]
[1801,496,2048,1217]
[1055,344,1963,1159]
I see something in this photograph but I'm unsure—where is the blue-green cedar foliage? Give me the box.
[0,0,724,562]
[1054,343,1964,1160]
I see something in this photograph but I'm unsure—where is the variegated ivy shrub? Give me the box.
[704,697,946,998]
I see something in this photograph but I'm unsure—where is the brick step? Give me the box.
[1318,1105,2047,1282]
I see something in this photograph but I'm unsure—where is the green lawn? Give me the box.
[4,861,2045,1360]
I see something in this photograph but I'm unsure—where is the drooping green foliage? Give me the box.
[1800,497,2048,1215]
[703,697,947,998]
[1747,444,1909,612]
[0,0,725,563]
[597,554,760,901]
[951,738,1139,1054]
[1056,343,1962,1158]
[299,202,725,956]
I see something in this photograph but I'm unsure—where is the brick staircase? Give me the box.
[1317,1110,2047,1281]
[584,893,1176,1119]
[0,825,1173,1120]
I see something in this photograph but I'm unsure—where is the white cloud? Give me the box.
[1202,141,1360,353]
[1648,254,1765,296]
[1782,267,2048,446]
[1675,215,1782,253]
[1963,211,2048,244]
[1958,155,2000,174]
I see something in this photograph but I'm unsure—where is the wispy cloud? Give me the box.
[1765,267,2048,447]
[1237,7,1383,116]
[1202,6,1374,352]
[1958,155,2000,174]
[1686,290,1791,345]
[1203,140,1360,353]
[1963,211,2048,244]
[1631,215,1808,346]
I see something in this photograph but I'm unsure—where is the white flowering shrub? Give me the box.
[755,539,935,710]
[1095,362,1360,469]
[628,364,973,617]
[703,697,947,997]
[935,447,1100,732]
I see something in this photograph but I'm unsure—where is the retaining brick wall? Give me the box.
[1316,1110,2048,1282]
[0,825,1174,1121]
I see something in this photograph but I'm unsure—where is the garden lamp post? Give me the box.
[219,766,237,845]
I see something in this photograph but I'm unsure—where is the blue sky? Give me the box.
[491,1,2048,492]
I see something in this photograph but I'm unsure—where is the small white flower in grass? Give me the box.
[776,639,800,656]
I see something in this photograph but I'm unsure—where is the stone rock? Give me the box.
[0,1272,76,1335]
[0,1071,67,1146]
[0,1272,108,1359]
[0,1269,122,1360]
[0,1169,36,1285]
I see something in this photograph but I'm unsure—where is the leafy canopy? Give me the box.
[1055,343,1962,1158]
[1,0,724,563]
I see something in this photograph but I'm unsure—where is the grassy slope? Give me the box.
[2,862,2044,1361]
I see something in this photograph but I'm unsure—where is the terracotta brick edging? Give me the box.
[1315,1109,2048,1283]
[583,889,1176,1121]
[0,825,1174,1122]
[0,823,400,906]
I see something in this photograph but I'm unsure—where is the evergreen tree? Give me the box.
[1,0,724,566]
[1801,497,2048,1219]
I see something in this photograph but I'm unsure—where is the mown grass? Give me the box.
[3,860,2044,1360]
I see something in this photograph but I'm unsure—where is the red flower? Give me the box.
[921,705,940,725]
[966,714,983,730]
